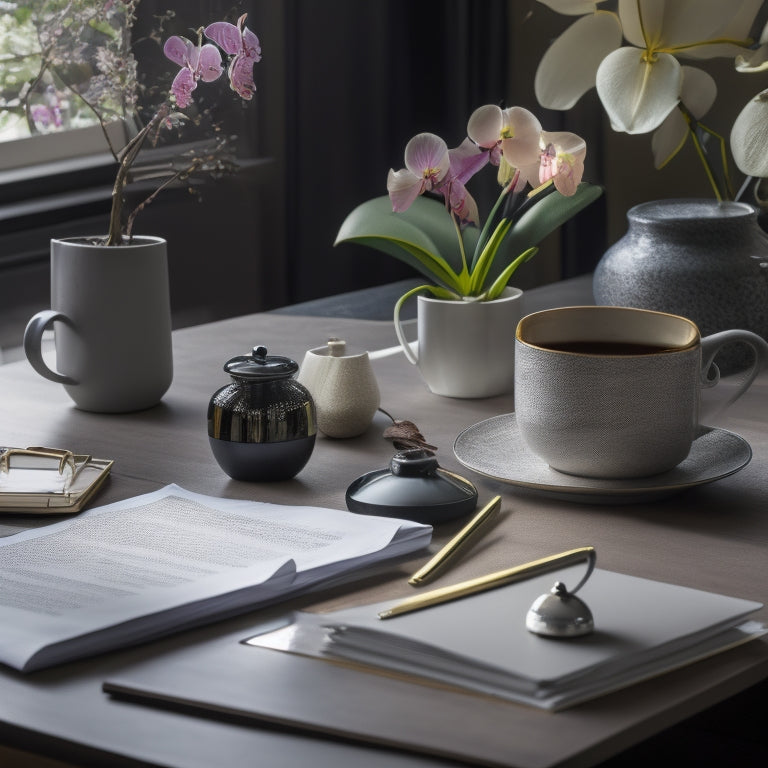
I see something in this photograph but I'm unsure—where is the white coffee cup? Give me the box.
[514,306,768,479]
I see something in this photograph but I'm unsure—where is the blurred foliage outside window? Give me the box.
[0,1,133,143]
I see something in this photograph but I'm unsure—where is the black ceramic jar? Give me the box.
[208,345,317,481]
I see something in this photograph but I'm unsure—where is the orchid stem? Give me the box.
[689,126,723,202]
[470,170,519,271]
[682,108,732,202]
[699,123,735,201]
[512,181,557,225]
[735,175,754,203]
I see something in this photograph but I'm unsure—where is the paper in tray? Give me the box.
[0,447,112,514]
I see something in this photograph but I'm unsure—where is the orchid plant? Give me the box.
[0,2,261,246]
[534,0,768,204]
[335,104,602,312]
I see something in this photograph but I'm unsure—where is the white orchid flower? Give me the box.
[595,0,760,135]
[651,66,717,168]
[535,10,623,110]
[736,20,768,72]
[537,0,760,134]
[731,89,768,177]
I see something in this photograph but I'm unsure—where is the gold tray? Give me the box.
[0,447,113,514]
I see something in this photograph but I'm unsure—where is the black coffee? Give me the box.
[537,340,674,355]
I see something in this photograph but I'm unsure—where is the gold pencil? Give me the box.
[408,495,502,586]
[379,546,596,620]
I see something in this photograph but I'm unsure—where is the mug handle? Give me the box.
[394,286,430,366]
[23,310,77,385]
[700,329,768,410]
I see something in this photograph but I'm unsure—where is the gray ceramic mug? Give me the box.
[23,236,173,413]
[514,306,768,479]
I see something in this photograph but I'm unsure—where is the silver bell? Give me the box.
[526,581,594,637]
[526,547,596,638]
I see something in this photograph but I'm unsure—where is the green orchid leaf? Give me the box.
[470,183,513,271]
[483,182,603,286]
[468,218,512,296]
[335,195,480,282]
[343,235,463,293]
[336,185,601,299]
[485,247,538,301]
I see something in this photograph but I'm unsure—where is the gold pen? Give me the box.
[408,495,502,586]
[379,546,595,620]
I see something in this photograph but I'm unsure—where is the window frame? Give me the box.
[0,121,128,175]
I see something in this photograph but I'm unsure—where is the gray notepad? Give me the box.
[245,567,766,710]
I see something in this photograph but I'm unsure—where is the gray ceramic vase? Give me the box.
[24,236,173,412]
[594,199,768,373]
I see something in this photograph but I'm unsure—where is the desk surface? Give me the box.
[1,275,767,768]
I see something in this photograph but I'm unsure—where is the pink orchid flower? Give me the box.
[467,104,585,196]
[387,134,487,226]
[448,137,490,185]
[538,131,586,196]
[163,36,223,108]
[205,13,262,100]
[466,104,505,165]
[445,177,480,227]
[387,133,451,212]
[467,104,543,190]
[443,139,489,226]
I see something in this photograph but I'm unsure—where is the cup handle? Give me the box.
[393,287,426,366]
[700,329,768,409]
[23,310,77,385]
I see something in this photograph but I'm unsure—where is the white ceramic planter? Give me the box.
[394,287,524,398]
[23,236,173,413]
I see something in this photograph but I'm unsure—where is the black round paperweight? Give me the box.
[346,449,478,524]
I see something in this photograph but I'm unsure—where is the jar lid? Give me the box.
[345,449,478,524]
[224,345,299,381]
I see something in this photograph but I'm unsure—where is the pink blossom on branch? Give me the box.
[205,13,262,100]
[163,35,223,108]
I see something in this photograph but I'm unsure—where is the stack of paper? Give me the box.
[247,566,765,710]
[0,484,431,672]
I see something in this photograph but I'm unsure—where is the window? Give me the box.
[0,1,134,170]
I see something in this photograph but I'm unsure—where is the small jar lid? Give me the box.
[224,345,299,381]
[345,449,478,524]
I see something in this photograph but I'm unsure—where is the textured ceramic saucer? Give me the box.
[453,414,752,504]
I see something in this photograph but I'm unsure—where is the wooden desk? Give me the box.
[1,276,766,767]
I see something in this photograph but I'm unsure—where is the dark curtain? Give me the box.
[280,0,511,303]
